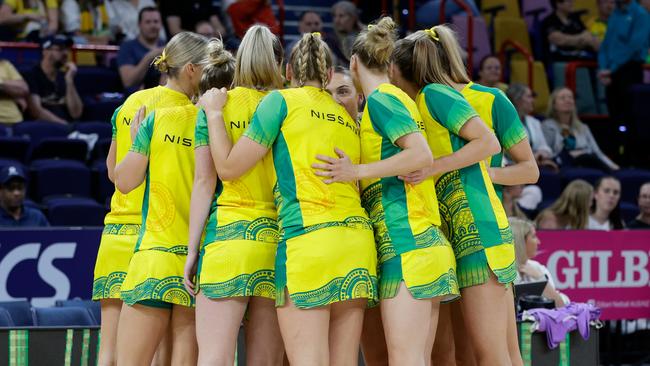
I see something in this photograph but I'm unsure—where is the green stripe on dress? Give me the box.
[459,164,502,248]
[272,133,303,237]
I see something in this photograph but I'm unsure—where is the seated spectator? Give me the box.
[0,0,58,41]
[326,66,362,122]
[330,1,363,66]
[542,87,619,171]
[476,55,508,92]
[510,217,569,307]
[59,0,112,44]
[25,35,83,124]
[159,0,226,39]
[284,11,324,62]
[589,176,624,230]
[587,0,615,43]
[506,83,558,171]
[415,0,479,27]
[535,179,593,230]
[503,184,528,219]
[0,165,48,227]
[627,182,650,229]
[105,0,160,42]
[541,0,599,62]
[195,20,216,38]
[226,0,279,39]
[117,7,164,91]
[0,56,29,124]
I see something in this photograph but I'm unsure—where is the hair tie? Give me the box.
[153,49,167,66]
[311,32,321,37]
[367,24,374,30]
[424,27,439,42]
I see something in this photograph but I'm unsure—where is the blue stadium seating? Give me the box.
[13,121,71,146]
[46,197,106,226]
[29,138,88,162]
[561,167,604,188]
[615,169,650,204]
[620,202,640,223]
[32,307,95,327]
[55,300,101,325]
[0,308,14,327]
[30,160,91,201]
[0,301,33,326]
[92,160,113,205]
[0,159,25,175]
[537,169,562,201]
[0,136,29,162]
[75,121,113,141]
[75,67,123,96]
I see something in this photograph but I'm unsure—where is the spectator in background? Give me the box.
[105,0,161,42]
[0,56,29,124]
[331,1,363,66]
[226,0,279,39]
[25,35,83,124]
[0,0,58,41]
[284,11,324,62]
[628,182,650,229]
[195,20,216,38]
[0,165,48,227]
[158,0,227,39]
[535,179,593,230]
[476,55,508,91]
[503,184,529,219]
[542,0,599,62]
[589,176,624,230]
[415,0,479,27]
[506,83,558,171]
[59,0,112,44]
[510,217,569,307]
[542,87,619,171]
[597,0,650,127]
[587,0,615,43]
[117,7,164,91]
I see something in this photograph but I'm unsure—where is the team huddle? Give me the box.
[91,16,539,366]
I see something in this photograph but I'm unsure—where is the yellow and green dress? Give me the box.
[417,83,517,289]
[460,81,528,198]
[92,86,192,301]
[243,86,378,309]
[119,104,198,308]
[360,83,458,301]
[194,87,278,300]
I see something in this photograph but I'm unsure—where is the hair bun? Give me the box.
[205,38,234,67]
[152,54,169,73]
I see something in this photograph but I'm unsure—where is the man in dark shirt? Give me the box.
[0,165,49,227]
[117,7,165,92]
[25,34,83,124]
[541,0,599,61]
[627,182,650,229]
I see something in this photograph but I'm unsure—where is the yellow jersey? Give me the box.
[105,85,192,225]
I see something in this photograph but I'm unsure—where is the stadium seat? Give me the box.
[46,197,107,226]
[75,121,113,140]
[13,121,71,146]
[75,67,123,96]
[29,138,88,162]
[494,17,532,56]
[451,15,492,73]
[0,301,33,326]
[82,98,122,122]
[522,0,552,31]
[32,307,95,327]
[615,169,650,204]
[572,0,598,23]
[0,136,29,162]
[481,0,521,27]
[0,308,14,327]
[561,167,604,187]
[92,160,113,204]
[55,299,101,325]
[91,137,112,163]
[537,169,563,202]
[30,159,91,201]
[620,202,639,223]
[510,60,550,114]
[0,158,25,175]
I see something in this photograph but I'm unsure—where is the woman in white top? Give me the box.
[589,176,625,230]
[510,217,569,307]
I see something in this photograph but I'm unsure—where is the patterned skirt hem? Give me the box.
[92,272,127,300]
[457,251,517,289]
[379,270,460,302]
[199,269,276,300]
[121,276,194,307]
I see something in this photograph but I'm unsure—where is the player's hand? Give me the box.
[198,87,228,113]
[130,106,146,143]
[398,165,434,185]
[183,251,199,296]
[312,147,359,184]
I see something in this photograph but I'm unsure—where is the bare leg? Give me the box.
[151,328,171,366]
[116,303,170,366]
[424,300,441,366]
[381,283,432,366]
[430,303,455,366]
[245,296,285,366]
[98,299,122,366]
[451,302,477,366]
[169,305,197,366]
[505,286,523,366]
[195,293,248,366]
[276,292,330,366]
[360,306,389,366]
[459,275,511,366]
[329,299,366,366]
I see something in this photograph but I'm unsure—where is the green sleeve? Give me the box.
[130,111,155,156]
[243,91,287,148]
[492,90,527,150]
[423,84,478,136]
[110,105,122,140]
[195,108,209,148]
[367,91,421,144]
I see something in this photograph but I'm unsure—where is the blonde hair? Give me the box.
[509,217,535,265]
[233,25,284,90]
[199,38,236,94]
[391,24,470,88]
[289,32,332,88]
[543,179,594,229]
[351,17,397,72]
[153,32,212,78]
[547,87,587,134]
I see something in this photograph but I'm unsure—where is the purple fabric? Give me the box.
[524,303,601,349]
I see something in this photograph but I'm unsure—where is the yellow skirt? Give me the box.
[197,240,276,300]
[276,226,378,309]
[120,249,193,307]
[92,224,140,300]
